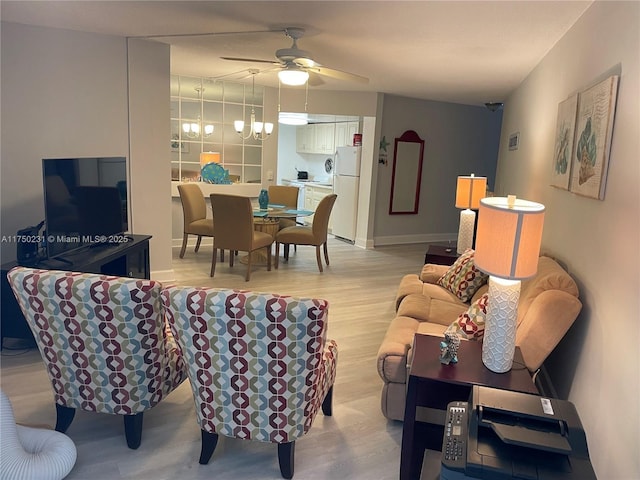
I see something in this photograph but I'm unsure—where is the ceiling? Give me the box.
[1,1,592,106]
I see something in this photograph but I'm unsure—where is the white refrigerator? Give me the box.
[332,146,361,242]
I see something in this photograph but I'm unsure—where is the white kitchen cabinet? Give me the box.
[314,123,335,154]
[296,123,336,154]
[296,124,314,153]
[304,184,334,229]
[334,121,360,147]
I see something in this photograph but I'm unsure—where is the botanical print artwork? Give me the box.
[551,94,578,190]
[569,75,619,200]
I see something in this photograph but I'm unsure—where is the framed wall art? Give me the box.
[550,94,578,190]
[569,75,619,200]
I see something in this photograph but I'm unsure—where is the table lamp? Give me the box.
[474,195,545,373]
[200,152,220,167]
[455,174,487,254]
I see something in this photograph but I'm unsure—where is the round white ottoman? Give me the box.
[1,390,77,480]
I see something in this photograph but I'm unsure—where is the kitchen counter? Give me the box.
[282,179,334,188]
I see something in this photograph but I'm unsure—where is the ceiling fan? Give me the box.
[221,27,369,86]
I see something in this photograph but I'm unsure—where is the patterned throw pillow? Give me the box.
[446,293,489,340]
[436,249,488,303]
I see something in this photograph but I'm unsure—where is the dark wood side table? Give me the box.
[400,334,539,480]
[424,244,459,265]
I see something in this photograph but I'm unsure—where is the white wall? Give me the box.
[495,3,639,478]
[1,23,172,279]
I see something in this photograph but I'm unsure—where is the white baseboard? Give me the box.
[150,268,176,283]
[374,233,456,246]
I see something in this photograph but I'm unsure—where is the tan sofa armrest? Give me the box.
[420,263,449,284]
[515,290,582,372]
[377,315,420,384]
[395,274,424,311]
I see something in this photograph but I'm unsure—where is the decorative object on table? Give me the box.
[258,189,269,210]
[201,162,232,184]
[551,94,578,190]
[455,174,487,254]
[569,75,619,200]
[474,195,545,373]
[439,331,460,365]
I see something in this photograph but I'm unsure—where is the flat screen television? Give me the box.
[42,157,128,258]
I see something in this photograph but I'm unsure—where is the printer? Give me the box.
[441,385,596,479]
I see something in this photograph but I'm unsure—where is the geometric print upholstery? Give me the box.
[7,267,187,416]
[161,285,338,445]
[436,249,488,303]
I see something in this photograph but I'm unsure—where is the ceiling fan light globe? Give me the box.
[278,69,309,86]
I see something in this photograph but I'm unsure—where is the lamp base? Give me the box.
[482,276,521,373]
[457,209,475,254]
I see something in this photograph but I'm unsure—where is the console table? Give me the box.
[400,333,539,480]
[1,234,151,348]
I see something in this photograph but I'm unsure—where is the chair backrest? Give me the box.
[178,183,207,226]
[210,194,255,252]
[161,285,332,444]
[311,194,338,242]
[6,267,186,415]
[268,185,299,209]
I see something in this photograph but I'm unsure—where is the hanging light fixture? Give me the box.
[234,71,274,141]
[278,65,309,86]
[182,87,214,139]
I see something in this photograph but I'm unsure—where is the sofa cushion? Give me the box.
[436,249,488,303]
[445,293,489,340]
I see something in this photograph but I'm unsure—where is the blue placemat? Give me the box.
[268,203,286,209]
[252,211,268,217]
[284,209,314,215]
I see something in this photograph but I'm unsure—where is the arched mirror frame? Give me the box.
[389,130,425,214]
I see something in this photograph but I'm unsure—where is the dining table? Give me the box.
[239,204,314,266]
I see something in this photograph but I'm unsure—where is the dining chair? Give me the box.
[275,194,337,273]
[161,286,338,479]
[209,193,274,281]
[6,267,188,450]
[177,183,221,260]
[269,185,300,258]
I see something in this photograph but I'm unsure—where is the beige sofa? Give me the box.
[376,255,582,421]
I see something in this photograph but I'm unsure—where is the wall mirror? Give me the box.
[389,130,425,214]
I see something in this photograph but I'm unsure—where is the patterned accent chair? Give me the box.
[162,286,338,479]
[7,267,188,449]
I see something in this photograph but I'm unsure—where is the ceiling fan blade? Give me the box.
[134,29,284,39]
[307,72,325,87]
[311,66,369,84]
[222,56,279,65]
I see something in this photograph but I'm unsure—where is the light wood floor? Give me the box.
[1,237,442,480]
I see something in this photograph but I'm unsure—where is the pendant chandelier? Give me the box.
[234,71,273,141]
[182,88,214,138]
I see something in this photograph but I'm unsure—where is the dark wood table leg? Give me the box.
[400,375,422,480]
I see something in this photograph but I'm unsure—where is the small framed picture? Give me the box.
[508,132,520,151]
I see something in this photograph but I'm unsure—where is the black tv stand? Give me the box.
[1,234,151,348]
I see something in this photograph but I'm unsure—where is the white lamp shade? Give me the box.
[278,68,309,86]
[264,122,274,134]
[455,175,487,209]
[200,152,220,167]
[475,196,545,280]
[203,124,214,135]
[234,120,245,133]
[278,112,308,125]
